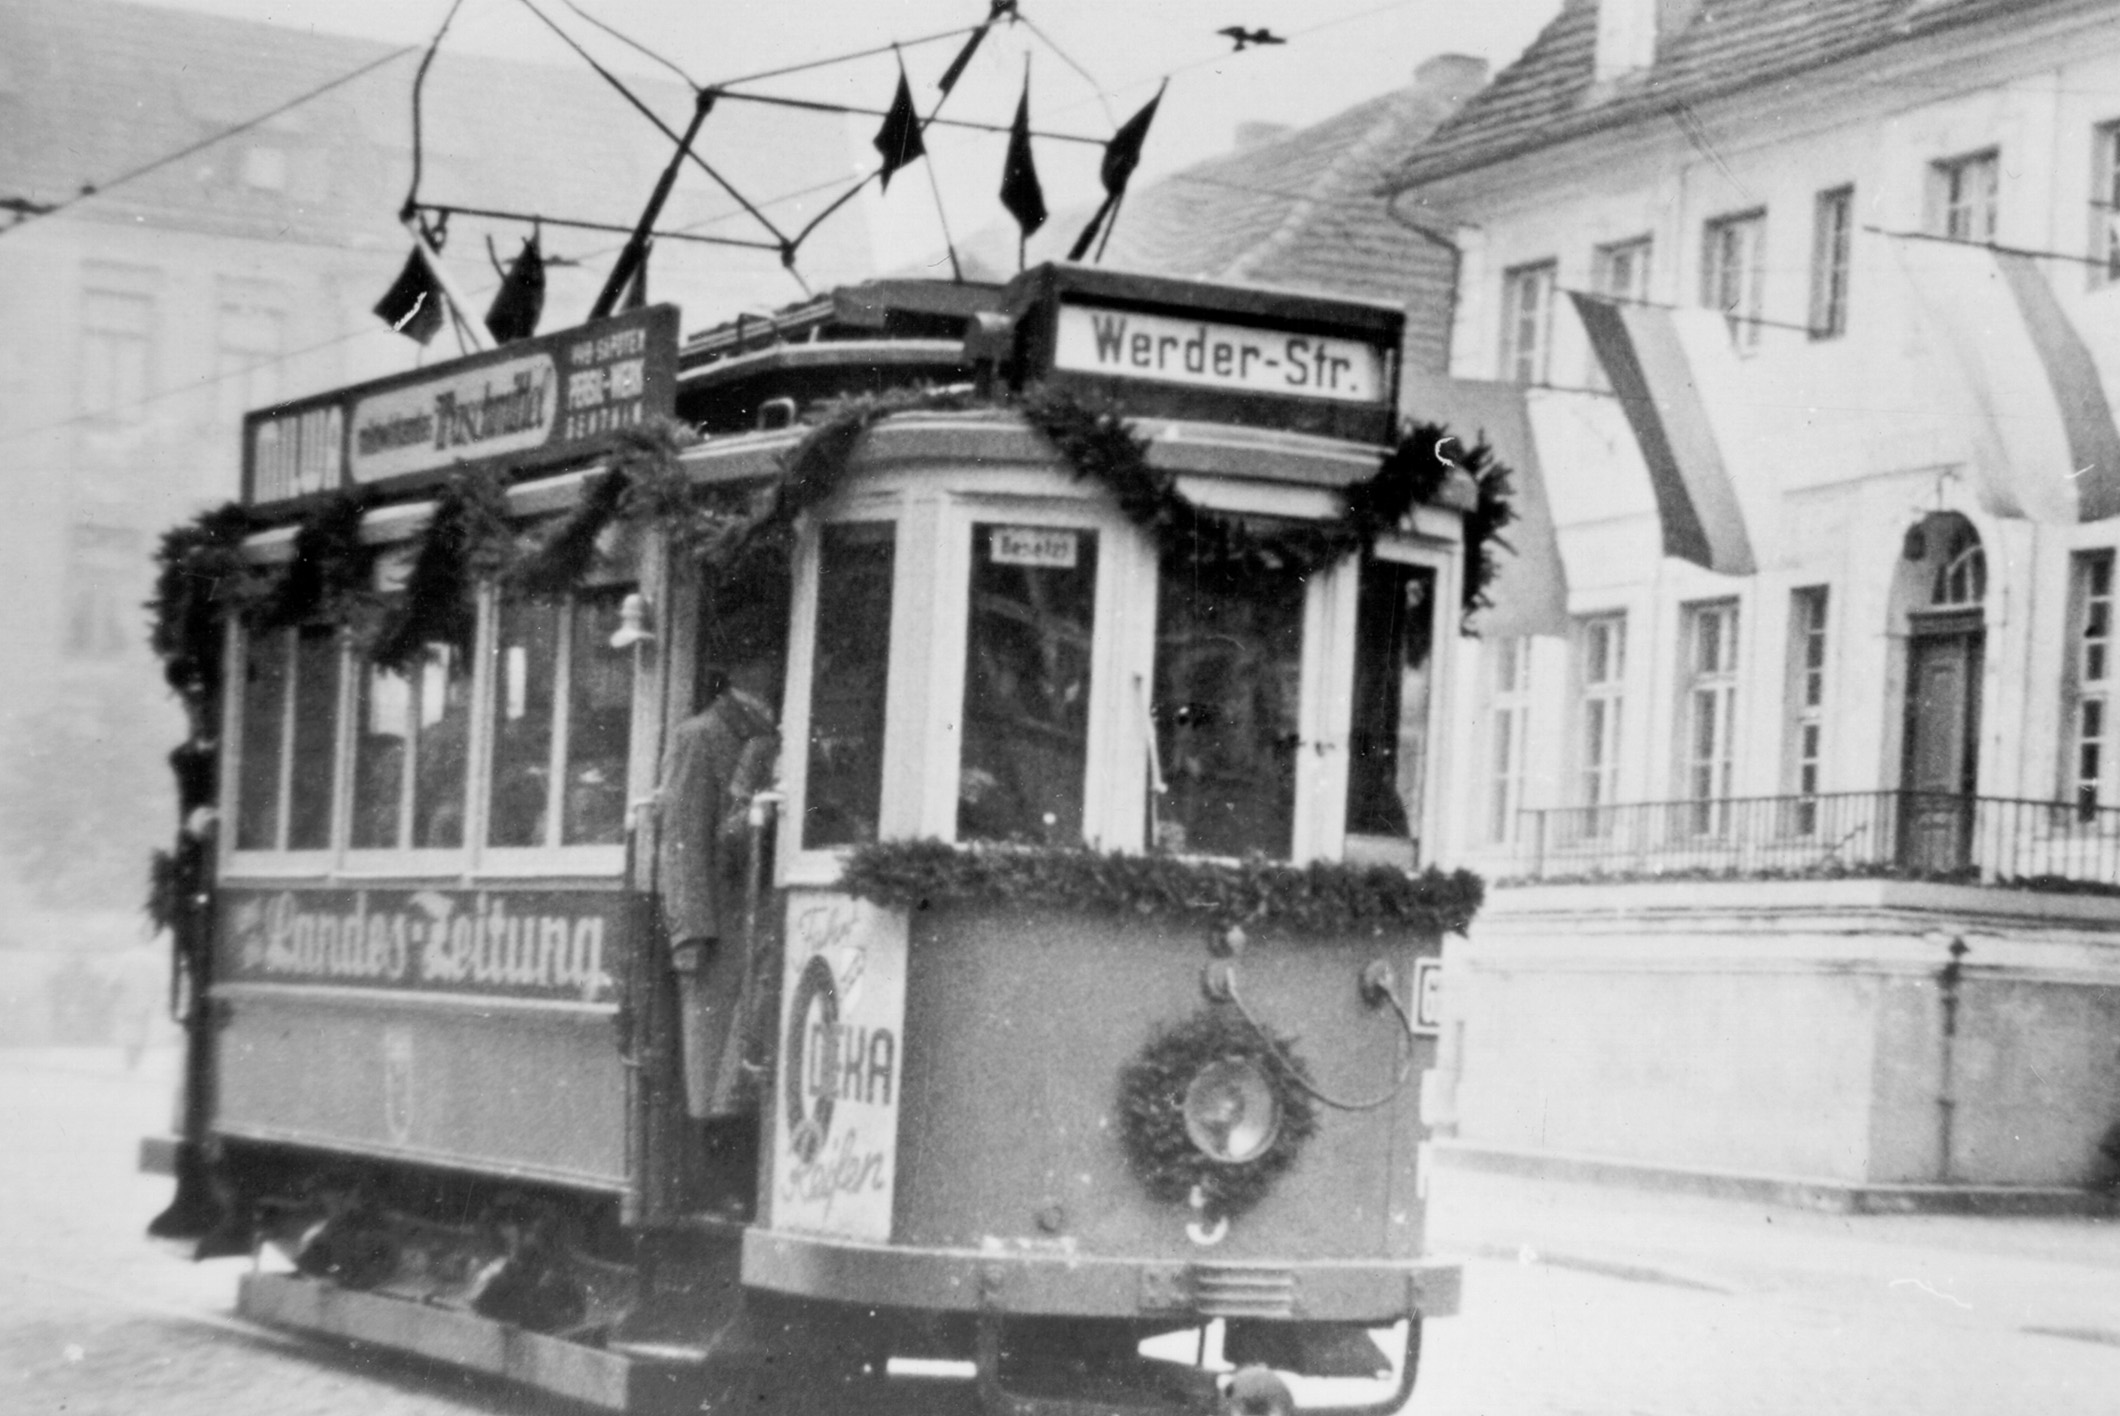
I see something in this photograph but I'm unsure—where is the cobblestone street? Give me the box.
[5,1046,2119,1414]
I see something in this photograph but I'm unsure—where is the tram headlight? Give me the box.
[1182,1057,1281,1164]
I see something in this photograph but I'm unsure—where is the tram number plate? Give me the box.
[1411,958,1443,1036]
[989,526,1078,569]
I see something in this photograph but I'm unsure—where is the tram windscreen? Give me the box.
[1345,559,1436,854]
[958,524,1098,844]
[412,648,471,848]
[285,624,341,851]
[234,630,287,852]
[1150,562,1304,858]
[803,521,895,850]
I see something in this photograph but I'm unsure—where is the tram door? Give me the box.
[1900,619,1981,872]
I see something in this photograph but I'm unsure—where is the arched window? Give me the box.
[1931,523,1986,607]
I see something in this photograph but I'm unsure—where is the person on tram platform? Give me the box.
[655,614,784,1216]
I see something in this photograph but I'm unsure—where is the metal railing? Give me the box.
[1509,790,2120,891]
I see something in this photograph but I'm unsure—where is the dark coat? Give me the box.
[657,689,778,946]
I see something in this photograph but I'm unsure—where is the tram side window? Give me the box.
[351,641,470,850]
[1345,559,1437,859]
[233,624,341,852]
[1151,560,1305,859]
[803,521,895,850]
[487,587,633,850]
[958,524,1098,844]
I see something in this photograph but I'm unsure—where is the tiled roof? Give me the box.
[952,58,1483,374]
[1383,0,2092,190]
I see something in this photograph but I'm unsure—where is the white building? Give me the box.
[1387,0,2120,1201]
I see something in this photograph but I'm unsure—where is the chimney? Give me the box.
[1594,0,1700,83]
[1412,54,1489,101]
[1234,121,1294,150]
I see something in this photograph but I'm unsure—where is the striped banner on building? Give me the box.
[1891,235,2120,523]
[1569,292,1758,576]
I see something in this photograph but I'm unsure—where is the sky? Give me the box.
[139,0,1563,277]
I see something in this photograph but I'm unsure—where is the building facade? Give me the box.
[0,0,863,945]
[1388,0,2120,1198]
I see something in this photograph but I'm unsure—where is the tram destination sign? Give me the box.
[1007,263,1402,444]
[1052,305,1385,404]
[242,304,680,508]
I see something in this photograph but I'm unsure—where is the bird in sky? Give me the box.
[1217,26,1287,52]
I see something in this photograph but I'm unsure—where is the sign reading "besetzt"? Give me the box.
[1053,303,1386,403]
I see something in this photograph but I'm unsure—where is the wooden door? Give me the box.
[1900,627,1982,872]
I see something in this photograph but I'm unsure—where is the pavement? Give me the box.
[5,1044,2120,1413]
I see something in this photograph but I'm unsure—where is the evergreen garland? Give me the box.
[149,502,260,734]
[510,464,630,598]
[840,838,1484,936]
[1116,1007,1320,1218]
[371,465,511,672]
[258,487,376,632]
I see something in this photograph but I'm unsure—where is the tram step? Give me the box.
[238,1272,704,1413]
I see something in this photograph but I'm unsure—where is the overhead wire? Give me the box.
[511,0,793,252]
[0,43,421,243]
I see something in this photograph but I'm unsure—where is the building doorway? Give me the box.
[1898,515,1985,872]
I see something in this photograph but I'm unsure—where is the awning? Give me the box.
[1401,370,1568,638]
[1569,293,1759,575]
[1889,236,2120,523]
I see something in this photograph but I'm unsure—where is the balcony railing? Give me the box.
[1509,790,2120,892]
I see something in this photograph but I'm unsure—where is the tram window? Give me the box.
[958,524,1098,844]
[285,625,342,851]
[488,595,560,848]
[803,521,895,850]
[351,642,470,851]
[487,587,634,850]
[234,630,288,852]
[562,590,631,845]
[1345,559,1437,855]
[1150,561,1305,859]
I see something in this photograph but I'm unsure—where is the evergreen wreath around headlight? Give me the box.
[1116,1007,1319,1219]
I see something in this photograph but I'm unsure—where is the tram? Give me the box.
[144,263,1485,1415]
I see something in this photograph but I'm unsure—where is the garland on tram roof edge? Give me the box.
[143,385,1509,926]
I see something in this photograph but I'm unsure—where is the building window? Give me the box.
[1498,260,1556,385]
[1701,210,1767,350]
[1589,237,1653,388]
[1681,602,1740,833]
[2068,552,2114,817]
[1809,186,1853,339]
[62,523,140,659]
[1486,637,1532,845]
[803,521,897,850]
[1577,614,1626,818]
[486,586,634,850]
[2094,123,2120,285]
[958,522,1099,845]
[1932,150,1999,244]
[1786,587,1829,832]
[80,286,153,425]
[216,293,286,436]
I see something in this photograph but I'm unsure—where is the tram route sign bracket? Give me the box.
[1004,264,1403,445]
[241,304,680,509]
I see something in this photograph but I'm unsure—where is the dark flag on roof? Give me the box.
[373,246,445,345]
[999,75,1046,239]
[1068,81,1165,262]
[872,65,927,191]
[483,234,546,345]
